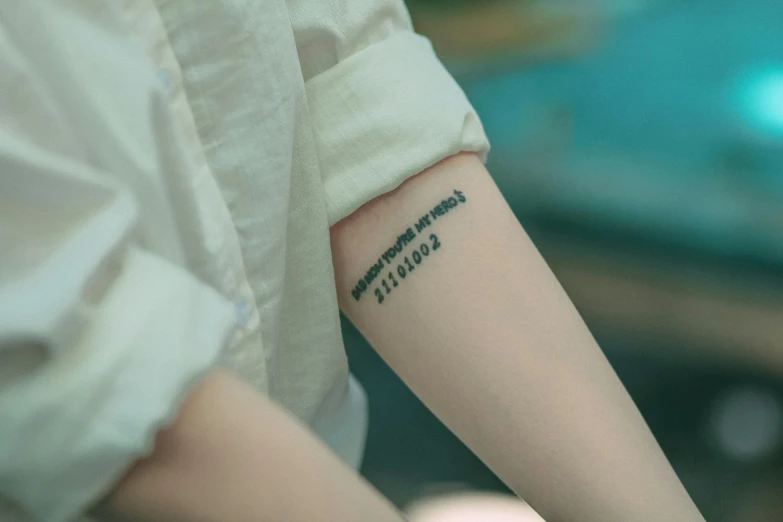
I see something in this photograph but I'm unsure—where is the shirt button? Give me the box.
[234,299,250,326]
[157,68,171,91]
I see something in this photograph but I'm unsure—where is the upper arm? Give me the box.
[329,155,708,522]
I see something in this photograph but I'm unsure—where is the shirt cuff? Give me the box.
[0,248,235,522]
[306,32,490,226]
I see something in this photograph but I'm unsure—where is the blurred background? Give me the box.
[343,0,783,520]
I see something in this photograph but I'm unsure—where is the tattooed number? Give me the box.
[373,234,443,304]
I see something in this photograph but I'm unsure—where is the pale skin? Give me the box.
[99,370,405,522]
[102,153,706,521]
[409,494,546,522]
[332,153,705,522]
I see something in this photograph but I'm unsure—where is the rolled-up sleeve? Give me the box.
[288,0,491,225]
[0,4,235,521]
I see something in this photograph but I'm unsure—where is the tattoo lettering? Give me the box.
[380,227,417,265]
[374,235,442,303]
[351,189,466,302]
[351,257,384,301]
[414,214,432,233]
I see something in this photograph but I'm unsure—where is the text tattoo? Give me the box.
[350,189,465,305]
[374,234,441,304]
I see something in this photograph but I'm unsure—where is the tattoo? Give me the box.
[374,234,441,304]
[350,189,466,303]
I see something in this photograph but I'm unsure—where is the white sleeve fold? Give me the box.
[0,247,233,522]
[0,4,235,521]
[289,0,490,226]
[0,162,235,522]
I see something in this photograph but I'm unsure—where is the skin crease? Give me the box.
[331,153,707,522]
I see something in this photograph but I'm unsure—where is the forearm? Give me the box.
[99,370,403,522]
[331,153,705,522]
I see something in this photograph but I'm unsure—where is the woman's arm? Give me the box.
[331,153,706,522]
[100,370,404,522]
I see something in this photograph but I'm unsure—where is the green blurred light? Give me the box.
[742,68,783,137]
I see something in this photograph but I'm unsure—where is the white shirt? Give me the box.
[0,1,488,520]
